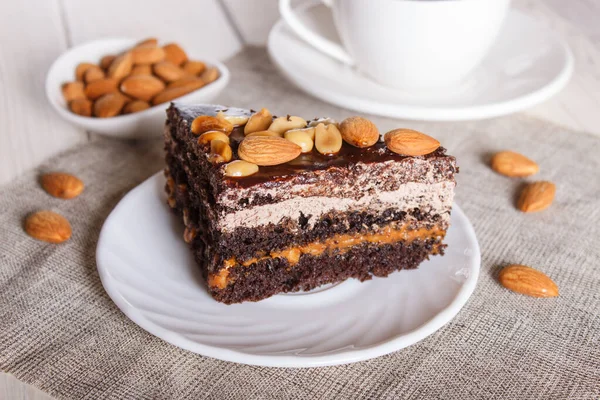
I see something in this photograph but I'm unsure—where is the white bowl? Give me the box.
[46,38,230,139]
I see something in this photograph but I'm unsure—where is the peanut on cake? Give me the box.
[164,103,458,304]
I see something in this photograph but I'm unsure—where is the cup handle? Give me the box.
[278,0,354,65]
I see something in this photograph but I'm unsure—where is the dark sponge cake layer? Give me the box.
[205,239,443,304]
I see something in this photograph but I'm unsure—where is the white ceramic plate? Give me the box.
[97,173,480,367]
[46,38,230,139]
[268,4,573,121]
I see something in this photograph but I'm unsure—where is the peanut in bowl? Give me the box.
[46,38,230,139]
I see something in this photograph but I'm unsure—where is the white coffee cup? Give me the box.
[279,0,511,89]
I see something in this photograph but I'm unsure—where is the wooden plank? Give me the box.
[221,0,281,45]
[0,0,87,186]
[62,0,243,61]
[517,0,600,135]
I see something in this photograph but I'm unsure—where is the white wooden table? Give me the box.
[1,0,599,398]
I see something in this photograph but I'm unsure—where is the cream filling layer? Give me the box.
[218,181,455,232]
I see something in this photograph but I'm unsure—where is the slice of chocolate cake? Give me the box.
[164,103,458,304]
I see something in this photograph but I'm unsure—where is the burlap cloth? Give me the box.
[1,48,599,399]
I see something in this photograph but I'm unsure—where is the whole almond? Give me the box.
[107,52,133,80]
[41,172,84,199]
[238,136,302,166]
[75,62,96,81]
[182,60,206,76]
[130,44,166,64]
[384,129,440,156]
[246,130,283,138]
[518,181,556,213]
[200,67,219,84]
[208,139,233,164]
[83,65,105,83]
[191,116,233,135]
[339,116,379,148]
[167,76,205,90]
[136,37,158,47]
[491,151,539,177]
[62,82,85,102]
[498,264,559,298]
[315,123,343,155]
[94,92,127,118]
[84,78,118,100]
[224,160,259,178]
[163,43,188,66]
[151,80,205,105]
[100,55,116,70]
[120,75,166,101]
[153,61,187,82]
[245,108,272,134]
[69,98,92,117]
[24,211,72,244]
[123,100,151,114]
[130,64,153,76]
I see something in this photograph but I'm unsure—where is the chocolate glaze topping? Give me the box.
[172,103,452,189]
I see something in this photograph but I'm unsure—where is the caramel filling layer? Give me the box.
[208,224,445,289]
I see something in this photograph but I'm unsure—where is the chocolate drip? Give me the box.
[170,103,452,189]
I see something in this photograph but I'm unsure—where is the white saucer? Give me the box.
[97,173,480,367]
[267,3,573,121]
